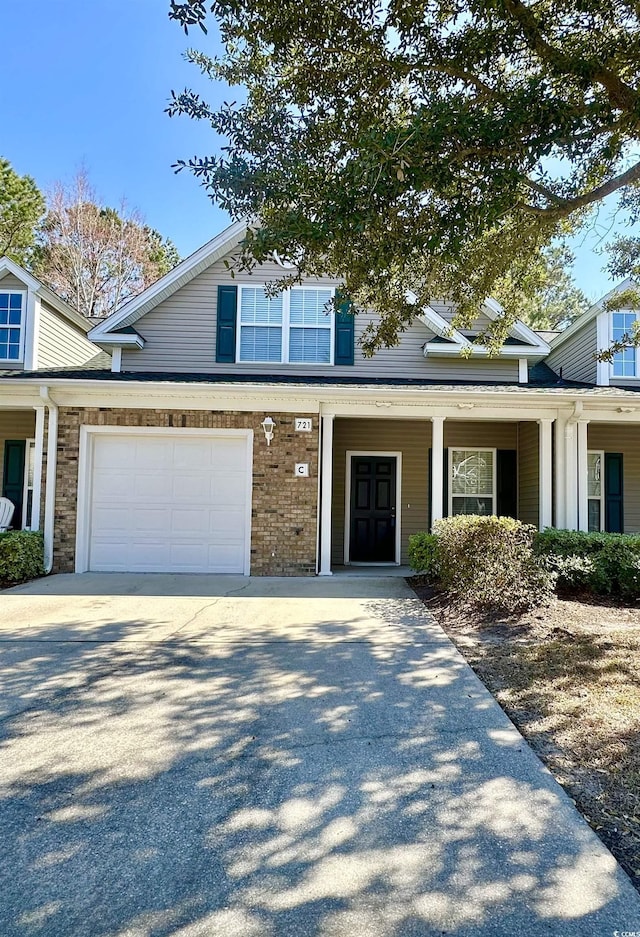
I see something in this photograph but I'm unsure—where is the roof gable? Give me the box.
[89,220,247,344]
[550,277,640,350]
[88,220,547,359]
[0,256,92,333]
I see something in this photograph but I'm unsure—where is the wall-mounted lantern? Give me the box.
[261,416,276,446]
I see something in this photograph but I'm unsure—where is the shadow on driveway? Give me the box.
[0,578,639,936]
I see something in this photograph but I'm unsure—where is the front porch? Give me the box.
[0,407,39,530]
[318,409,640,575]
[323,415,552,573]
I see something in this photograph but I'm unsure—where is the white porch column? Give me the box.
[538,418,553,529]
[30,406,46,532]
[565,420,578,530]
[554,416,566,529]
[431,416,445,526]
[577,420,590,532]
[318,412,334,576]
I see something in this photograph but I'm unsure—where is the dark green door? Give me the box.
[2,440,25,530]
[605,453,624,533]
[349,456,396,562]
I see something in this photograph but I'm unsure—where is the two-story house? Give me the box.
[0,257,108,563]
[0,220,638,578]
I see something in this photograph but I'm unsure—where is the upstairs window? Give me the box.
[238,286,334,364]
[612,311,638,377]
[0,292,25,362]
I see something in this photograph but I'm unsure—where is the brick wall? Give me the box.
[54,407,319,576]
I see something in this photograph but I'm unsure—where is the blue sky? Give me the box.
[0,0,628,302]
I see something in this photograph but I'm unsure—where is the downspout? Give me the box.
[39,386,59,574]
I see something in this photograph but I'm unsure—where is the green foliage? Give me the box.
[0,157,45,265]
[491,245,589,332]
[0,531,44,588]
[168,0,640,353]
[535,529,640,599]
[432,515,554,613]
[408,532,439,578]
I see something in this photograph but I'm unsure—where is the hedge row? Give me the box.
[534,529,640,600]
[0,531,44,589]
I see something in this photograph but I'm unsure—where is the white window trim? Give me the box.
[344,450,402,566]
[448,447,497,517]
[611,309,640,379]
[236,284,336,365]
[0,289,27,364]
[22,437,36,529]
[587,449,605,532]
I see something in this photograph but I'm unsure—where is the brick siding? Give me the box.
[53,408,319,576]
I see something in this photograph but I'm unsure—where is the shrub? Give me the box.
[0,530,44,588]
[433,515,554,613]
[535,529,640,599]
[408,532,439,578]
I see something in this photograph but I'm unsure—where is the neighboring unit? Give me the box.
[0,257,108,553]
[0,223,638,578]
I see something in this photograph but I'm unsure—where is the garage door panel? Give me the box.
[93,438,131,468]
[86,432,250,574]
[170,474,211,501]
[212,475,248,504]
[172,440,217,469]
[133,473,173,500]
[134,440,173,470]
[92,471,131,499]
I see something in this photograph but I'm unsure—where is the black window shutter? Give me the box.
[605,453,624,533]
[496,449,518,518]
[334,292,355,365]
[216,285,238,363]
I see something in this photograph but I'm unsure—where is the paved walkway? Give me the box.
[1,573,639,936]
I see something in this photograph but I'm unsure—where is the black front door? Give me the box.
[349,456,397,562]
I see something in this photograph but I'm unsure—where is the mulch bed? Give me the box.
[409,577,640,891]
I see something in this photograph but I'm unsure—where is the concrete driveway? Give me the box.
[1,574,639,937]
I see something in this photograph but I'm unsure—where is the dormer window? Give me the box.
[0,291,25,362]
[612,311,638,378]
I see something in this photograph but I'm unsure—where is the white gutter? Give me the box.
[39,386,58,574]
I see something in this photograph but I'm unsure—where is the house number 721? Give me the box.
[295,418,313,432]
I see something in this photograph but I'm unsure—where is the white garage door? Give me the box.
[86,431,251,574]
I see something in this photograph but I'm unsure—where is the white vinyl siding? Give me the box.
[120,257,520,381]
[37,302,109,370]
[547,320,598,384]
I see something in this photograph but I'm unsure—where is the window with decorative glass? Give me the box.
[0,291,25,362]
[450,449,496,516]
[587,450,604,532]
[612,311,638,378]
[238,286,334,364]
